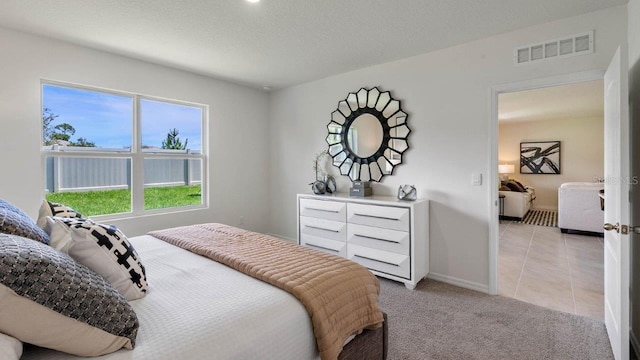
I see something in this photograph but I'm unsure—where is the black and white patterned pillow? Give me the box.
[36,200,84,228]
[0,234,138,356]
[0,199,50,244]
[45,217,148,300]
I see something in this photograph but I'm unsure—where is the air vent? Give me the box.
[514,30,594,64]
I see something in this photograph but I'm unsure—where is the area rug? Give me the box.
[518,209,558,227]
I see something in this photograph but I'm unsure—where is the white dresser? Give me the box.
[297,193,428,289]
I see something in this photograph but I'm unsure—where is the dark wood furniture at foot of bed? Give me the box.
[340,312,388,360]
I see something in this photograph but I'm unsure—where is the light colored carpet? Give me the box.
[518,209,558,227]
[378,278,613,360]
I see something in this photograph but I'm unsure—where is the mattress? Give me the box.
[22,235,321,360]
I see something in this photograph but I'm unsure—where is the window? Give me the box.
[42,82,206,217]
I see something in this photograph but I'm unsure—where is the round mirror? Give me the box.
[347,114,383,158]
[326,87,410,182]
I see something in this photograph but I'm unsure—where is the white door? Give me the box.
[604,46,630,360]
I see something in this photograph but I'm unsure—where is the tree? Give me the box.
[161,128,188,150]
[42,107,59,145]
[51,123,75,142]
[42,107,96,147]
[72,137,96,147]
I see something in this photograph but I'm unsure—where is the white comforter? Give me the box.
[22,235,320,360]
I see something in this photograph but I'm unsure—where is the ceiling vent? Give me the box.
[515,30,594,65]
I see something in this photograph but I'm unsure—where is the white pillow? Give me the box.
[37,200,84,228]
[0,332,23,360]
[43,217,148,300]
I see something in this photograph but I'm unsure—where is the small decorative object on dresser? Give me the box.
[397,185,417,201]
[310,180,326,195]
[325,175,337,194]
[310,151,338,195]
[297,193,429,289]
[350,181,372,197]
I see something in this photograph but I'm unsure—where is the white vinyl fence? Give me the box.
[45,156,202,193]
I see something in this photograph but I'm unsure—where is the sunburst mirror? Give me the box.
[326,87,410,182]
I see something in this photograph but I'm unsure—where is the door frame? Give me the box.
[488,69,605,295]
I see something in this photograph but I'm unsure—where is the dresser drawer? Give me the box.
[347,244,410,279]
[301,234,347,257]
[347,203,409,231]
[299,216,346,242]
[299,198,346,222]
[347,223,409,255]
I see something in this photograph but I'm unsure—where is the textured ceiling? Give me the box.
[0,0,627,89]
[499,80,604,123]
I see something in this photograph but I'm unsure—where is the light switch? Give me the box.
[471,173,482,186]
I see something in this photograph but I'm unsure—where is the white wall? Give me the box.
[499,117,604,209]
[267,6,627,291]
[0,27,271,237]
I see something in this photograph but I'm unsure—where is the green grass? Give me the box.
[46,185,202,216]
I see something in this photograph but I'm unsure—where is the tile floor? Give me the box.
[498,220,604,320]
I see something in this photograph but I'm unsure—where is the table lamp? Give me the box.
[498,164,515,181]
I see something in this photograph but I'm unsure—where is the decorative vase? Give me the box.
[310,180,326,195]
[325,176,336,194]
[397,185,417,201]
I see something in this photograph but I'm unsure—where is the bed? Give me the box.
[9,230,387,360]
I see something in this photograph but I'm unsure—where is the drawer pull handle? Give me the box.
[353,213,400,221]
[306,207,340,213]
[305,243,339,253]
[354,234,400,244]
[353,254,400,267]
[305,225,339,233]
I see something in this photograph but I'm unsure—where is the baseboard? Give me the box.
[426,272,490,294]
[267,233,297,244]
[631,330,640,359]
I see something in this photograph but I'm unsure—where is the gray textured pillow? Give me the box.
[0,234,138,356]
[0,199,49,244]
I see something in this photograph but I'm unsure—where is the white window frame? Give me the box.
[40,80,209,220]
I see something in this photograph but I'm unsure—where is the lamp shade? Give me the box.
[498,164,515,174]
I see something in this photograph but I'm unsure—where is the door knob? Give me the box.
[603,222,620,232]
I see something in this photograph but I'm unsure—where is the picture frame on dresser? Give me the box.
[296,193,429,290]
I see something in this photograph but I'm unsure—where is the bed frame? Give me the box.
[339,312,387,360]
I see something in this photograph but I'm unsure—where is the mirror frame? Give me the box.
[326,87,410,182]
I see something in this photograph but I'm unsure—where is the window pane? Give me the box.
[44,156,132,216]
[42,84,133,150]
[143,158,202,210]
[141,99,202,152]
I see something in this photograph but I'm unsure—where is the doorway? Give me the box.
[496,80,605,319]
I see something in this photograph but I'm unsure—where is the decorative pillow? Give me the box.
[0,332,22,360]
[505,181,526,192]
[513,180,528,191]
[43,217,148,300]
[0,199,50,244]
[36,200,84,228]
[0,234,138,356]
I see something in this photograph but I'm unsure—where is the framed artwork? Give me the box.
[520,141,561,174]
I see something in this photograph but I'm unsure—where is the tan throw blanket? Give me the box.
[149,223,383,360]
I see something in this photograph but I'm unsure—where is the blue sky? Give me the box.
[43,84,202,150]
